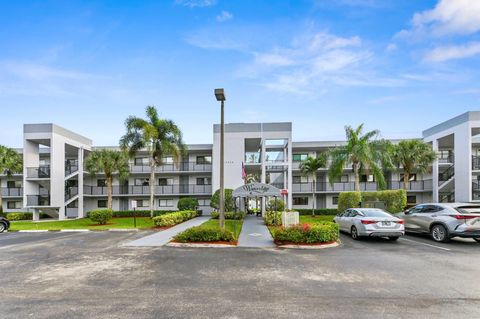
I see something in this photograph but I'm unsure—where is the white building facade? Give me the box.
[1,111,479,219]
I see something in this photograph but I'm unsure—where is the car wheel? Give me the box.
[431,224,450,243]
[351,226,360,240]
[474,238,480,243]
[0,223,6,233]
[388,236,399,241]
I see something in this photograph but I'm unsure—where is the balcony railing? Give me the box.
[26,195,50,206]
[26,166,50,178]
[129,162,212,173]
[439,165,454,185]
[290,180,433,193]
[1,187,23,197]
[65,186,79,201]
[66,160,79,176]
[83,184,212,196]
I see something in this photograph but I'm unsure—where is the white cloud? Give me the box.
[399,0,480,38]
[175,0,216,8]
[424,42,480,62]
[216,10,233,22]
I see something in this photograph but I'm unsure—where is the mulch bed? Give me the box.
[171,240,237,246]
[274,240,337,246]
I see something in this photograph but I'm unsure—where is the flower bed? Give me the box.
[270,222,339,245]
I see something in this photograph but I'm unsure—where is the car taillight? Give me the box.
[361,220,377,225]
[396,220,404,224]
[451,215,479,220]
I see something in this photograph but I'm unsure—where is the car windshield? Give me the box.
[361,210,392,218]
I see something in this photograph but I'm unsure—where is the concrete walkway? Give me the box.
[238,215,276,248]
[124,216,210,247]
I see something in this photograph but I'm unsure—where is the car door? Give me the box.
[335,211,346,231]
[415,205,442,233]
[403,205,424,232]
[343,209,355,233]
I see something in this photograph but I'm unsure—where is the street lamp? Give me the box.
[215,88,226,230]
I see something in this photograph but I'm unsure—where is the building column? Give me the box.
[261,139,266,214]
[287,139,293,210]
[32,209,39,221]
[454,124,472,202]
[77,147,84,218]
[432,139,439,202]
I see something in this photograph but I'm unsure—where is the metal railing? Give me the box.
[83,184,212,196]
[65,186,79,201]
[438,151,454,164]
[1,187,23,197]
[473,156,480,171]
[439,165,454,185]
[439,191,455,203]
[65,160,79,176]
[290,180,433,193]
[129,162,212,173]
[26,195,50,206]
[26,166,50,178]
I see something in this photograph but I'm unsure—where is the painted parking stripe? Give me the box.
[399,237,451,251]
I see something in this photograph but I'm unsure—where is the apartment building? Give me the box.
[0,111,478,219]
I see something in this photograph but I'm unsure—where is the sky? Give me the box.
[0,0,479,147]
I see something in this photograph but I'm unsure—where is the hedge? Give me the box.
[210,211,245,220]
[86,210,172,218]
[174,227,235,243]
[264,211,282,226]
[295,209,338,216]
[177,198,198,211]
[152,210,198,227]
[272,222,339,244]
[89,209,113,225]
[338,190,407,213]
[6,212,50,221]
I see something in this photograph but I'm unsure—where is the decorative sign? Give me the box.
[282,211,299,228]
[281,189,288,196]
[232,182,282,197]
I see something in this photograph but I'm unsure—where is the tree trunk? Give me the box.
[149,158,155,218]
[353,163,361,193]
[107,175,113,210]
[403,172,410,190]
[312,177,316,217]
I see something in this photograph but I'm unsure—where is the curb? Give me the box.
[277,241,340,250]
[167,242,236,248]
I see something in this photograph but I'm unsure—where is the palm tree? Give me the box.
[392,140,436,190]
[85,149,130,210]
[299,154,327,216]
[120,106,186,218]
[0,145,22,213]
[328,124,386,192]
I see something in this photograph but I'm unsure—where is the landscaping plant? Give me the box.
[89,209,113,225]
[0,145,22,214]
[299,154,327,216]
[152,210,198,227]
[177,198,198,211]
[272,222,339,244]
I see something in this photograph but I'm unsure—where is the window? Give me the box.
[293,154,308,162]
[332,196,339,205]
[134,178,149,186]
[421,205,443,213]
[198,199,211,206]
[196,156,211,164]
[293,197,308,205]
[39,159,50,166]
[135,199,149,208]
[293,176,308,183]
[7,180,21,188]
[7,201,21,209]
[163,156,173,164]
[196,177,211,185]
[97,200,107,208]
[159,199,173,207]
[97,179,107,187]
[360,174,375,182]
[400,174,417,182]
[158,178,173,186]
[407,195,417,204]
[134,157,149,166]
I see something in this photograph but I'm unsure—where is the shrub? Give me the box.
[174,226,235,243]
[210,189,235,211]
[177,198,199,211]
[6,212,32,221]
[266,198,285,212]
[272,222,339,244]
[152,210,198,227]
[87,210,171,218]
[210,211,245,220]
[338,192,362,213]
[89,209,113,225]
[296,209,338,216]
[264,211,282,226]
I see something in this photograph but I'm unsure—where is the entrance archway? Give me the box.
[232,182,282,217]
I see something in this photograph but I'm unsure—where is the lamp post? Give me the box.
[215,88,226,230]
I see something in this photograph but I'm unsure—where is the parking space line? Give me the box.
[399,237,451,251]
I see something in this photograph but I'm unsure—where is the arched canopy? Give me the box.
[233,182,281,198]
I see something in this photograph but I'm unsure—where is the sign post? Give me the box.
[132,200,137,228]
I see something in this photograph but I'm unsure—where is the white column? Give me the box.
[287,139,293,210]
[432,139,439,202]
[77,147,84,218]
[454,123,472,202]
[261,139,266,214]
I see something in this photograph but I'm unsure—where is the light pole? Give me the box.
[215,88,226,230]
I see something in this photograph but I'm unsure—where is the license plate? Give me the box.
[382,221,391,226]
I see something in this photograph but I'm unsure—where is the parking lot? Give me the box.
[0,231,479,319]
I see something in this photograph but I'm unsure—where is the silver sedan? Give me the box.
[334,208,405,241]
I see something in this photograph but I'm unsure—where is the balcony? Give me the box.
[65,160,79,176]
[83,184,212,196]
[129,162,212,173]
[26,195,50,206]
[1,187,23,197]
[291,180,433,193]
[387,180,433,191]
[26,166,50,178]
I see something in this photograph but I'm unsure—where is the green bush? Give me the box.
[174,226,235,243]
[338,192,362,213]
[87,210,171,218]
[210,211,245,220]
[272,222,339,244]
[210,189,235,211]
[89,209,113,225]
[264,211,282,226]
[266,198,285,212]
[152,210,198,227]
[5,212,50,220]
[177,198,199,211]
[296,209,338,216]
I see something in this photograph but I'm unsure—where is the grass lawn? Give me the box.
[9,217,155,231]
[299,215,336,225]
[198,218,244,239]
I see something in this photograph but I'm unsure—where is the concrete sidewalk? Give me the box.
[238,215,275,248]
[124,216,210,247]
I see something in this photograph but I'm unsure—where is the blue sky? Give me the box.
[1,0,479,147]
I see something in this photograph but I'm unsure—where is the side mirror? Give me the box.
[404,210,410,215]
